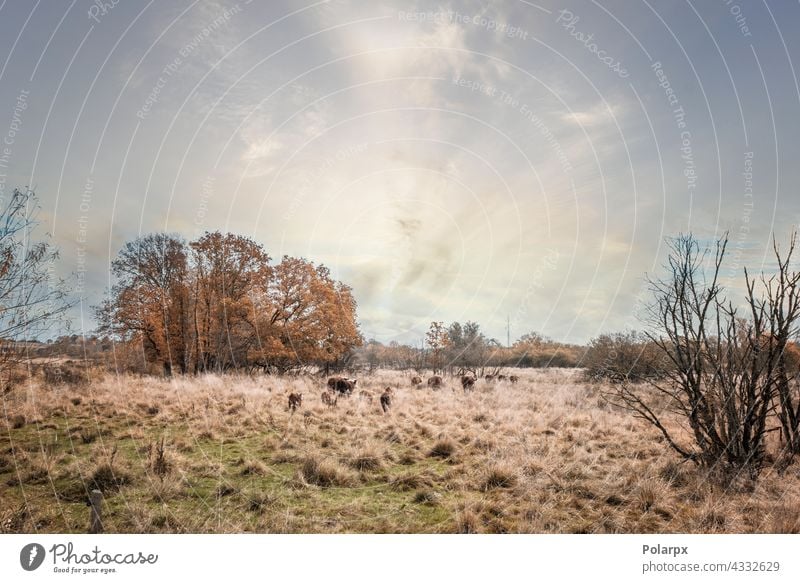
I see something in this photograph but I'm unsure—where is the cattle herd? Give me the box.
[286,373,521,413]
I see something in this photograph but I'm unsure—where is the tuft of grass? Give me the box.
[428,438,456,459]
[455,509,480,533]
[390,471,435,491]
[89,463,131,493]
[482,465,518,490]
[635,479,662,512]
[246,492,275,513]
[299,456,353,487]
[241,459,268,476]
[216,484,239,497]
[769,503,800,534]
[412,490,441,505]
[346,445,384,472]
[658,461,688,487]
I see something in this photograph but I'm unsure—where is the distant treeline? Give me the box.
[351,323,585,374]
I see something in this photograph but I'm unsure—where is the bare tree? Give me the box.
[751,231,800,459]
[611,234,785,480]
[0,189,72,378]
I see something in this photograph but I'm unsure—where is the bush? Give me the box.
[582,331,668,383]
[42,363,90,386]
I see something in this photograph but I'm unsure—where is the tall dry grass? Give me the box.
[1,368,799,533]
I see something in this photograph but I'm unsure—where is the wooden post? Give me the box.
[88,490,103,534]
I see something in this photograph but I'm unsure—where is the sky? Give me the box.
[1,0,799,345]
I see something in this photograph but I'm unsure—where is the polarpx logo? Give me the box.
[20,543,46,571]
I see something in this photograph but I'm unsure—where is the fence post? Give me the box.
[88,490,103,533]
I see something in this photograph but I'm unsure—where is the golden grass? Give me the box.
[1,368,799,533]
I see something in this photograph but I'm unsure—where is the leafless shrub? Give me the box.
[610,233,800,481]
[150,437,172,478]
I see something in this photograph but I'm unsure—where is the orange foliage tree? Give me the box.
[97,231,361,374]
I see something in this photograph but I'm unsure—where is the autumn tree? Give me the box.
[425,321,450,374]
[97,233,190,375]
[251,256,361,372]
[190,232,270,372]
[98,230,361,375]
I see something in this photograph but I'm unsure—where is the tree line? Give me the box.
[352,323,583,374]
[95,231,362,375]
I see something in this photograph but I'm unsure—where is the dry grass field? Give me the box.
[2,368,800,534]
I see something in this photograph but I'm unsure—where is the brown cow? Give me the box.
[484,374,495,382]
[461,375,476,392]
[328,377,357,395]
[321,391,337,408]
[509,375,519,384]
[380,387,393,413]
[497,374,507,381]
[288,392,303,412]
[411,376,423,386]
[427,375,443,388]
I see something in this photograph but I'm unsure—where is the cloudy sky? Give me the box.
[1,0,799,344]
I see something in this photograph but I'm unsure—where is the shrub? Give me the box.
[582,331,668,383]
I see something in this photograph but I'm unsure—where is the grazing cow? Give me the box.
[358,390,373,403]
[321,391,337,408]
[288,392,303,412]
[484,374,495,382]
[461,375,476,392]
[497,374,507,381]
[411,376,423,386]
[427,375,443,389]
[509,375,519,384]
[328,377,357,395]
[380,387,393,413]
